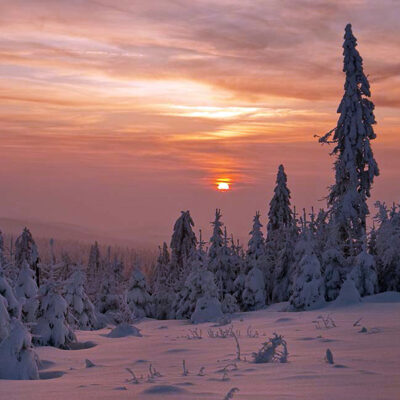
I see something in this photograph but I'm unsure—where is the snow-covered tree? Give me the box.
[0,295,10,342]
[266,165,296,302]
[322,233,347,301]
[33,281,76,349]
[64,269,98,330]
[87,241,101,298]
[267,165,293,236]
[241,212,267,311]
[232,238,247,310]
[96,277,129,325]
[174,242,222,320]
[318,24,379,255]
[242,265,266,311]
[152,242,170,290]
[15,228,39,286]
[126,268,152,319]
[247,212,266,271]
[209,209,224,259]
[374,202,400,292]
[270,230,296,303]
[169,211,197,289]
[0,319,39,380]
[349,244,378,297]
[0,266,20,319]
[15,260,39,323]
[212,227,238,305]
[152,243,175,319]
[289,231,325,311]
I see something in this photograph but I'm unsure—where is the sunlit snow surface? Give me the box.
[1,293,400,399]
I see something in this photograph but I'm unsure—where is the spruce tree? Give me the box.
[266,164,295,302]
[15,228,40,286]
[0,319,39,380]
[289,229,325,311]
[322,233,347,301]
[15,260,39,323]
[33,280,76,349]
[64,269,98,330]
[208,209,224,261]
[152,243,175,319]
[0,265,20,319]
[267,165,293,236]
[319,24,379,254]
[349,242,378,297]
[169,211,197,289]
[126,268,152,319]
[0,294,10,341]
[374,202,400,292]
[87,241,101,298]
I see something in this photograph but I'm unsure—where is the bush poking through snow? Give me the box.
[313,314,336,330]
[252,333,288,363]
[186,328,202,340]
[85,359,95,368]
[0,319,39,380]
[207,325,237,339]
[325,348,334,364]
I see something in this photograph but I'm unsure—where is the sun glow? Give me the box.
[217,182,230,191]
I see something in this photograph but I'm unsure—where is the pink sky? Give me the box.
[0,0,399,246]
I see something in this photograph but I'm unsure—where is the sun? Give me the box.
[217,182,230,191]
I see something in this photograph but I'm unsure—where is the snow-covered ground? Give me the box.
[1,293,400,400]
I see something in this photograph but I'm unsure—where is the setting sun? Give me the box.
[217,182,230,191]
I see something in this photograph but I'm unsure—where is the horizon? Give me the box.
[1,0,400,247]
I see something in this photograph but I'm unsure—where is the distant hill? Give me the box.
[0,217,137,246]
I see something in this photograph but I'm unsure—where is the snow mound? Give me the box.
[106,323,142,338]
[191,296,223,324]
[362,291,400,303]
[331,278,361,308]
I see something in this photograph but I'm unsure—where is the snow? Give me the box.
[1,297,399,398]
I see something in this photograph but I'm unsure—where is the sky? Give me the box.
[0,0,400,246]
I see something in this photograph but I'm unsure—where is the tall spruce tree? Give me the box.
[208,209,224,261]
[267,165,293,237]
[15,228,40,286]
[319,24,379,255]
[266,165,296,302]
[87,241,101,298]
[169,211,197,289]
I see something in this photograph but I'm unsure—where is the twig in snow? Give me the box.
[182,359,189,376]
[126,368,139,384]
[231,330,241,360]
[197,367,205,376]
[353,318,362,327]
[223,387,240,400]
